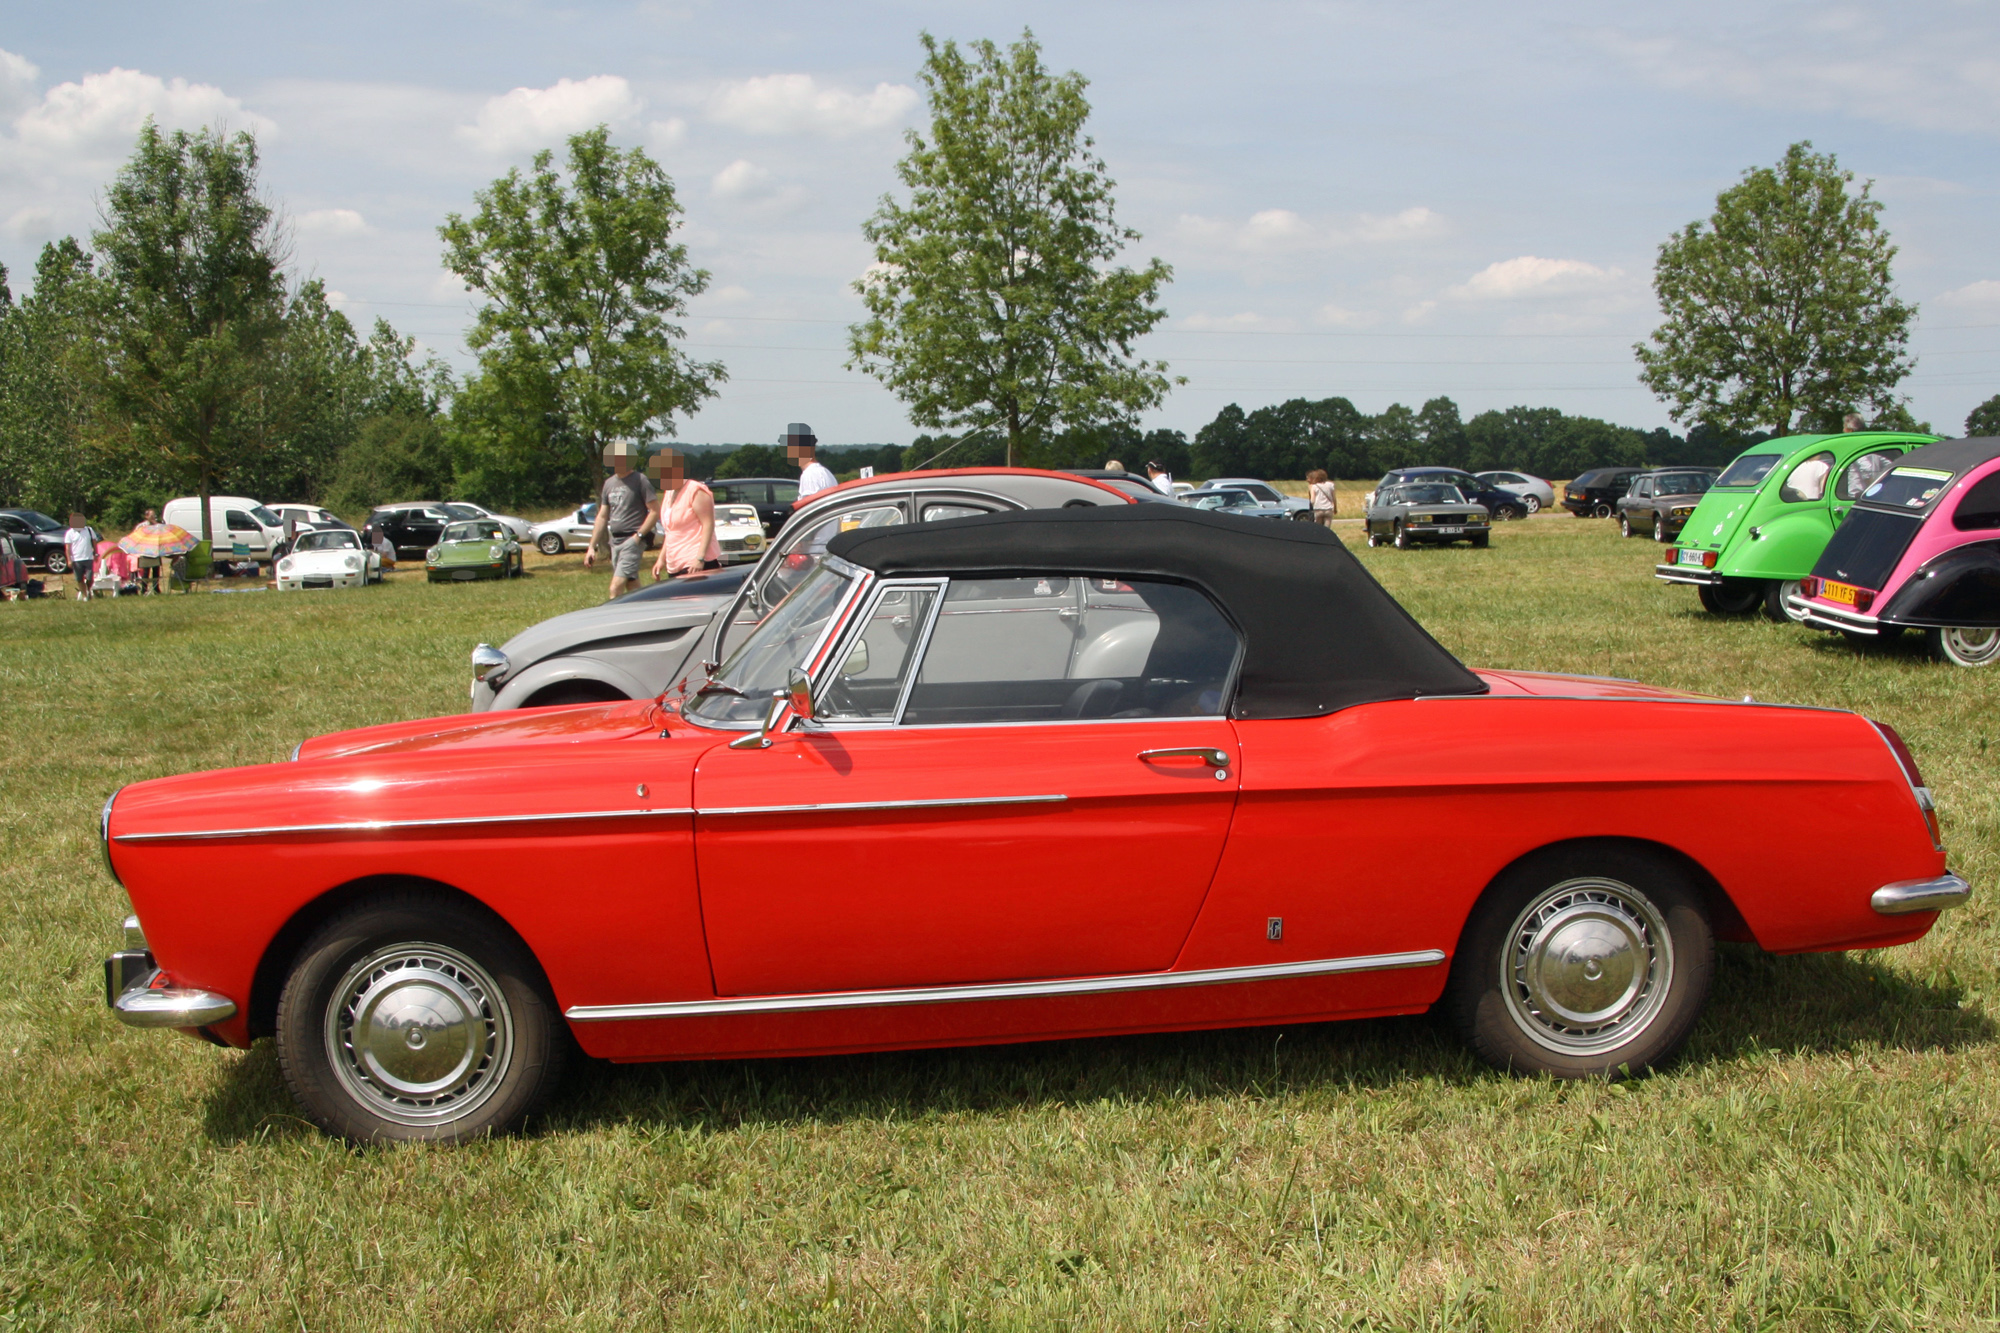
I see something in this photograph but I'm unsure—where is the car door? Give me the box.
[692,573,1243,995]
[1832,445,1909,528]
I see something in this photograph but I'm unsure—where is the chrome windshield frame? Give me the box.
[681,556,875,734]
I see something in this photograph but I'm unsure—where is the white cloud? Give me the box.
[296,207,368,236]
[1173,205,1443,258]
[8,62,274,161]
[0,49,37,117]
[647,117,687,148]
[1935,279,2000,309]
[460,75,641,155]
[1314,304,1378,327]
[712,158,773,200]
[1448,255,1622,300]
[706,73,918,137]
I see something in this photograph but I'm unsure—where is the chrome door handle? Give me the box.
[1138,747,1229,768]
[1057,607,1080,621]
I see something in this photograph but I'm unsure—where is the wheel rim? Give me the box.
[1941,627,2000,667]
[1774,579,1807,623]
[1500,877,1674,1057]
[1525,496,1540,514]
[324,942,514,1127]
[539,535,562,555]
[1654,519,1665,541]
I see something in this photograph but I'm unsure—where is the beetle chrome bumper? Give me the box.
[1654,562,1722,586]
[104,915,237,1029]
[1872,874,1972,916]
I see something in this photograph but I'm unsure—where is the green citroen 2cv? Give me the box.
[1654,431,1937,621]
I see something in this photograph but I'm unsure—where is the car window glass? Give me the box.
[1245,484,1279,501]
[899,576,1238,726]
[1864,466,1954,509]
[759,504,903,610]
[687,562,857,727]
[226,510,258,531]
[771,481,799,503]
[1715,453,1782,487]
[295,532,359,552]
[1836,450,1900,501]
[250,505,282,526]
[1779,451,1836,503]
[922,503,990,522]
[1951,471,2000,531]
[1633,480,1652,498]
[0,517,24,533]
[441,504,482,520]
[1400,485,1462,505]
[818,584,942,722]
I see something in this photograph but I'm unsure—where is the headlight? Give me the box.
[426,549,440,565]
[745,534,764,548]
[343,555,361,571]
[1671,507,1693,519]
[489,545,503,560]
[279,557,294,572]
[471,643,510,684]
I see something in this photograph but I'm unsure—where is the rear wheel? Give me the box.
[1762,579,1808,624]
[1393,523,1411,550]
[1523,495,1541,515]
[1365,529,1381,548]
[1697,581,1761,616]
[276,894,566,1143]
[1445,844,1713,1078]
[1929,626,2000,667]
[45,550,69,575]
[1591,502,1613,519]
[1620,514,1635,538]
[536,532,565,556]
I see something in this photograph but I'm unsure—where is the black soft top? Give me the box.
[825,505,1489,719]
[1855,437,2000,513]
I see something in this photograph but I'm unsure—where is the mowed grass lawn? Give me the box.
[2,514,1996,1331]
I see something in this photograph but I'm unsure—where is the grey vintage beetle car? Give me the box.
[468,468,1135,710]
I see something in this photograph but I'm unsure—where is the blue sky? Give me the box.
[2,0,1995,445]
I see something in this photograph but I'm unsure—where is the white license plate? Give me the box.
[1436,525,1463,535]
[1677,548,1707,566]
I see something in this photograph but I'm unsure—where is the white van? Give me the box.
[161,496,289,561]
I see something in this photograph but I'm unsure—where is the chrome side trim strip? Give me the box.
[114,807,697,843]
[565,947,1448,1021]
[1871,873,1971,916]
[697,794,1065,818]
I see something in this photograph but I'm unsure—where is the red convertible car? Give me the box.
[102,507,1969,1142]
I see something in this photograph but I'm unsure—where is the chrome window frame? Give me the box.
[680,556,874,735]
[810,576,948,727]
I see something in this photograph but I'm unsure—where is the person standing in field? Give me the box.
[62,512,99,599]
[787,423,838,500]
[1146,461,1174,496]
[584,441,664,600]
[1307,470,1339,527]
[651,447,722,580]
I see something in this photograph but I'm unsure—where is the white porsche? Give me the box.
[275,529,382,591]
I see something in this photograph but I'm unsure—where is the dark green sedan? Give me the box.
[426,519,523,582]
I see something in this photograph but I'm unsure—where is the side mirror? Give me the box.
[786,667,815,722]
[729,690,788,750]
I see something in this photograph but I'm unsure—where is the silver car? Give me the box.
[1186,478,1312,518]
[470,470,1135,710]
[1473,470,1556,515]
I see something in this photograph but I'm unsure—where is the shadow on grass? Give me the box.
[200,944,1993,1145]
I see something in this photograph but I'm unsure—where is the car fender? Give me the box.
[1718,504,1830,581]
[486,654,661,710]
[1878,540,2000,627]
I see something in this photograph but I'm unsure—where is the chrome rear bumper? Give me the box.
[1872,874,1972,916]
[1654,563,1722,586]
[1788,594,1879,634]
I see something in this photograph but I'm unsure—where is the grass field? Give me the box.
[2,512,1996,1331]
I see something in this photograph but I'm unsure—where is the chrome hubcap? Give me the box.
[1941,627,2000,666]
[1502,878,1673,1056]
[325,943,512,1126]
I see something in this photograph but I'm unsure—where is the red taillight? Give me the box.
[1854,588,1875,612]
[1870,720,1942,850]
[1801,576,1821,598]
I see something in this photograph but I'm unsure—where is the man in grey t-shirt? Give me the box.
[585,441,664,599]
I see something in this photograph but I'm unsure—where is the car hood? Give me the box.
[495,579,739,673]
[297,698,668,761]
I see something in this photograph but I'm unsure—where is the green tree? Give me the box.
[324,320,460,515]
[0,240,130,519]
[1968,394,2000,437]
[1637,142,1915,435]
[440,126,725,481]
[848,30,1177,466]
[1363,403,1421,475]
[94,122,288,544]
[1415,397,1468,470]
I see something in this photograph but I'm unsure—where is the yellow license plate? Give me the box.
[1823,581,1861,606]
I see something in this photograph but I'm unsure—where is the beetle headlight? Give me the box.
[489,545,504,560]
[279,557,294,572]
[343,555,361,571]
[426,548,440,565]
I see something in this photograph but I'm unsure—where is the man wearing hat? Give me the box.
[786,423,838,500]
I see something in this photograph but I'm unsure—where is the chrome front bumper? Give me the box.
[1654,562,1722,586]
[1872,874,1972,916]
[104,915,237,1029]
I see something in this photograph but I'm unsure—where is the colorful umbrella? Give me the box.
[119,522,198,560]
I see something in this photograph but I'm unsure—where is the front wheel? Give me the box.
[45,551,69,575]
[1762,579,1808,624]
[1930,626,2000,667]
[276,894,567,1143]
[1523,495,1541,515]
[536,533,565,556]
[1697,581,1761,616]
[1653,516,1667,543]
[1365,529,1381,548]
[1620,514,1635,538]
[1393,523,1411,550]
[1445,845,1713,1078]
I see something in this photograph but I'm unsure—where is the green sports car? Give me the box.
[426,519,523,582]
[1654,431,1936,622]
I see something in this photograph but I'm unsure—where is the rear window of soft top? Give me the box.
[1714,454,1782,488]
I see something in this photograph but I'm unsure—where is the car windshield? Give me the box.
[250,505,282,527]
[715,504,760,525]
[1395,484,1464,505]
[1655,473,1712,495]
[295,531,360,552]
[1862,466,1956,511]
[17,511,60,532]
[1188,490,1255,510]
[444,520,505,542]
[441,504,484,520]
[1714,454,1781,488]
[685,562,856,726]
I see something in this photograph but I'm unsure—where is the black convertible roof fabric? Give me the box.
[825,505,1488,719]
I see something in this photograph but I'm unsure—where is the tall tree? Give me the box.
[1636,142,1915,436]
[94,122,288,544]
[848,30,1177,466]
[0,240,118,517]
[1966,394,2000,437]
[440,127,724,481]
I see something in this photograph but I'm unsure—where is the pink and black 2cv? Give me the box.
[1790,437,2000,667]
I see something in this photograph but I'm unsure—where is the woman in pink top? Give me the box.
[650,448,722,579]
